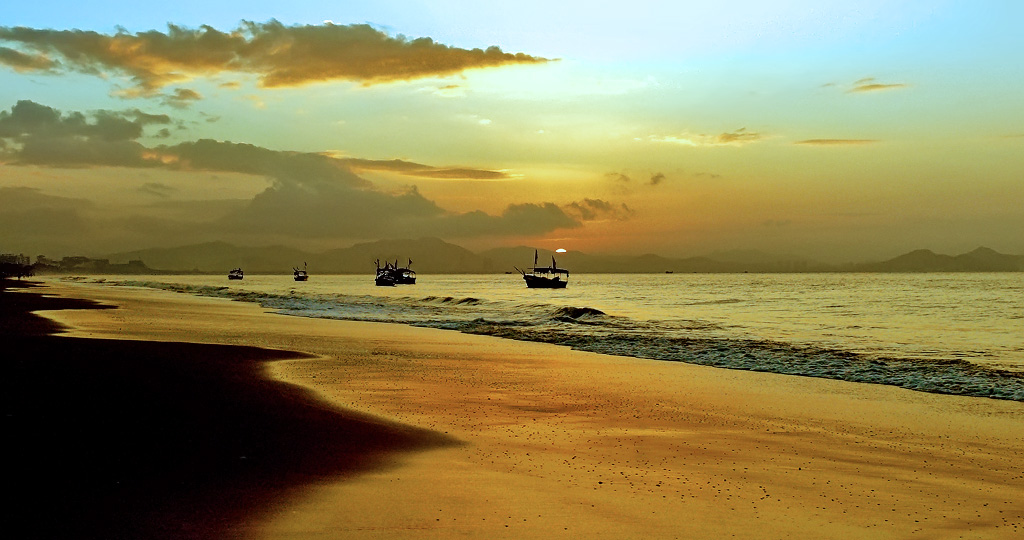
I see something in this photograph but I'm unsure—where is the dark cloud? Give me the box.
[217,184,587,240]
[162,88,202,108]
[217,182,444,238]
[0,100,81,138]
[0,100,170,167]
[1,101,602,243]
[562,198,633,222]
[0,45,57,71]
[159,139,371,189]
[607,171,665,187]
[0,21,551,96]
[0,100,170,144]
[343,158,512,180]
[437,202,580,237]
[15,136,152,168]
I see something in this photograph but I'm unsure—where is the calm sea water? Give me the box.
[82,273,1024,401]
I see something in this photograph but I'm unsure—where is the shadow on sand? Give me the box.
[2,280,459,539]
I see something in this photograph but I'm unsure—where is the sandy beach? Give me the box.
[5,278,1023,539]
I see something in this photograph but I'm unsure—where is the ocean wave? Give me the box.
[101,278,1024,402]
[686,298,744,306]
[447,322,1024,402]
[552,306,605,318]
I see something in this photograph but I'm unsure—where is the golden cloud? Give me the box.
[651,128,763,147]
[0,21,551,95]
[849,77,908,93]
[714,128,762,145]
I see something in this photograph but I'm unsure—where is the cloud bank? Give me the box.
[1,101,616,245]
[0,21,552,96]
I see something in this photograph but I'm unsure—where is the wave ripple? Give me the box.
[106,278,1024,402]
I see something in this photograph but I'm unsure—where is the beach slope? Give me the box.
[9,279,1024,539]
[2,280,456,539]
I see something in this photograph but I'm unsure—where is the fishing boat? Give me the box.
[227,268,244,280]
[393,259,416,284]
[375,259,416,286]
[293,262,309,281]
[374,271,395,286]
[515,250,569,289]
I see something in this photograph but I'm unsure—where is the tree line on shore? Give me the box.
[1,253,163,279]
[0,253,33,279]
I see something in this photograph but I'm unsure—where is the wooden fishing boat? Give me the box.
[515,250,569,289]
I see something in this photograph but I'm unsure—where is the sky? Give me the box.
[1,0,1022,262]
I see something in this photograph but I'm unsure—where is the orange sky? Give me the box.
[1,1,1022,262]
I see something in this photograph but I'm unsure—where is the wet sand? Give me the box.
[7,278,1024,539]
[1,280,455,539]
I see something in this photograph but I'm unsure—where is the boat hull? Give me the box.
[524,275,567,289]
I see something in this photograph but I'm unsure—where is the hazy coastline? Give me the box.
[14,239,1024,276]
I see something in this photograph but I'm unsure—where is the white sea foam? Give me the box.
[81,272,1024,401]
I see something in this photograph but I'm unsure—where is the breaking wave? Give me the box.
[105,278,1024,402]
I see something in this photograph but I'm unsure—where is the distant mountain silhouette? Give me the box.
[479,246,758,273]
[317,238,492,273]
[99,241,1024,274]
[107,242,310,273]
[854,246,1024,272]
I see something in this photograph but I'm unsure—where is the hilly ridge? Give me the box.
[104,239,1024,274]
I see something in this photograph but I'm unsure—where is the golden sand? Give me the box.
[35,279,1024,539]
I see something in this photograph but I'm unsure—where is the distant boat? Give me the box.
[228,268,244,280]
[515,250,569,289]
[293,262,309,281]
[375,258,416,286]
[374,272,395,286]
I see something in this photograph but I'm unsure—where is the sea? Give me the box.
[78,272,1024,402]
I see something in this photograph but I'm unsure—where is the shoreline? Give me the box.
[65,273,1024,402]
[1,279,457,540]
[7,278,1024,538]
